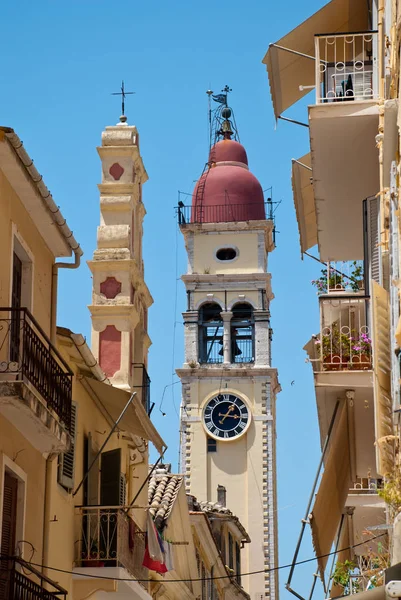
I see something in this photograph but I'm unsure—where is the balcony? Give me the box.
[0,557,67,600]
[177,201,273,225]
[315,32,378,104]
[0,308,72,453]
[313,294,372,372]
[75,506,148,589]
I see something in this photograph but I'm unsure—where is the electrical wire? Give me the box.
[2,532,386,585]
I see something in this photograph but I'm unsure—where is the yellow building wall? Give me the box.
[0,167,54,336]
[0,414,46,563]
[193,232,259,275]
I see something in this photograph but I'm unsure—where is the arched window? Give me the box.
[199,303,223,364]
[231,303,254,363]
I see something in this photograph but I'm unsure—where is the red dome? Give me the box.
[192,140,265,223]
[209,139,248,165]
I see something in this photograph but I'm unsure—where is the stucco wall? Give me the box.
[0,168,54,336]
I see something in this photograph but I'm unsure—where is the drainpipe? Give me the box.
[51,251,82,344]
[42,453,56,582]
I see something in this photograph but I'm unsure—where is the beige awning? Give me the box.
[82,376,166,455]
[262,0,369,118]
[291,153,317,253]
[311,401,351,578]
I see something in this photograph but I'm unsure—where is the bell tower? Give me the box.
[177,105,280,599]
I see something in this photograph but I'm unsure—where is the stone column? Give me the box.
[221,311,233,364]
[254,310,271,367]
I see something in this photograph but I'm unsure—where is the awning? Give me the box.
[82,376,166,455]
[311,401,351,578]
[262,0,369,119]
[291,153,317,253]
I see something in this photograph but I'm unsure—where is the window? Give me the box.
[215,247,238,262]
[199,303,223,364]
[207,436,217,453]
[235,541,241,584]
[231,303,254,363]
[58,402,77,491]
[228,532,234,571]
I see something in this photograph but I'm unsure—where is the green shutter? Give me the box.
[57,402,77,491]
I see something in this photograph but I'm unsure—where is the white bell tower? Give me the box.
[177,110,280,599]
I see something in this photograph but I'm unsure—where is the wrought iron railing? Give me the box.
[312,261,365,295]
[314,295,372,371]
[315,31,378,103]
[349,477,383,494]
[0,557,67,600]
[176,201,274,225]
[0,308,73,430]
[132,363,152,414]
[231,328,254,364]
[75,506,148,585]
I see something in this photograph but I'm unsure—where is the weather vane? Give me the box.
[112,80,135,117]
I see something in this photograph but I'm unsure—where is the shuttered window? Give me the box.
[235,542,241,584]
[372,281,394,475]
[57,402,77,490]
[363,196,382,292]
[119,473,126,507]
[228,532,234,571]
[1,473,18,557]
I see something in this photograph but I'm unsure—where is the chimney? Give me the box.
[217,484,226,507]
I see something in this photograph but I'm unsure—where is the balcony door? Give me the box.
[0,473,18,599]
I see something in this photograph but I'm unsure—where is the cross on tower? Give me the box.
[112,80,135,117]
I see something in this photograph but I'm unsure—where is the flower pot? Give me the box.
[323,355,351,371]
[350,353,371,370]
[82,559,105,568]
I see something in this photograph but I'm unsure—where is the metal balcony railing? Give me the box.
[177,201,274,225]
[76,506,148,586]
[0,557,67,600]
[0,307,73,430]
[132,363,152,415]
[314,295,372,371]
[312,261,365,295]
[315,31,378,103]
[349,477,383,494]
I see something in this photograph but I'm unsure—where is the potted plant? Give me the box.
[331,559,358,595]
[312,267,345,294]
[349,260,364,292]
[350,332,372,369]
[316,324,352,370]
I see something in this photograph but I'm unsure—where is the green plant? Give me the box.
[378,470,401,515]
[316,324,352,360]
[311,262,364,294]
[331,560,358,595]
[349,260,364,292]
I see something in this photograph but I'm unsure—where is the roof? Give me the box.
[190,497,251,544]
[148,467,184,530]
[0,127,82,259]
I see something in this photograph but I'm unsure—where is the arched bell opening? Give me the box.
[198,303,224,364]
[231,303,254,363]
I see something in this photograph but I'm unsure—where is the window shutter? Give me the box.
[1,473,18,556]
[119,473,126,506]
[363,196,382,292]
[58,402,77,490]
[371,281,394,475]
[86,433,100,506]
[389,164,401,410]
[100,448,121,506]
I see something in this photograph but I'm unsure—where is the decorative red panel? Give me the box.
[109,163,124,180]
[100,277,122,299]
[99,326,121,378]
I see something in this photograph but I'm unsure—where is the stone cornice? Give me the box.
[87,258,153,307]
[181,273,273,299]
[180,220,275,252]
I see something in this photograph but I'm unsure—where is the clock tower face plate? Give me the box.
[203,393,251,441]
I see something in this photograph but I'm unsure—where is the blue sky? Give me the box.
[1,0,329,596]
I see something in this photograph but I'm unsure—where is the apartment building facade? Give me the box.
[264,0,401,596]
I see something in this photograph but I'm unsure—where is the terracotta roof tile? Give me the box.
[148,467,183,530]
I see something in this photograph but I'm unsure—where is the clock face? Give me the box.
[203,393,250,440]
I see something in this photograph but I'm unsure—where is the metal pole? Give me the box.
[124,451,166,515]
[308,574,319,600]
[72,392,136,497]
[326,513,345,598]
[286,400,340,589]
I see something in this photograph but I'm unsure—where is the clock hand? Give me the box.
[218,404,237,424]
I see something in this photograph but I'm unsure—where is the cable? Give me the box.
[2,532,385,585]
